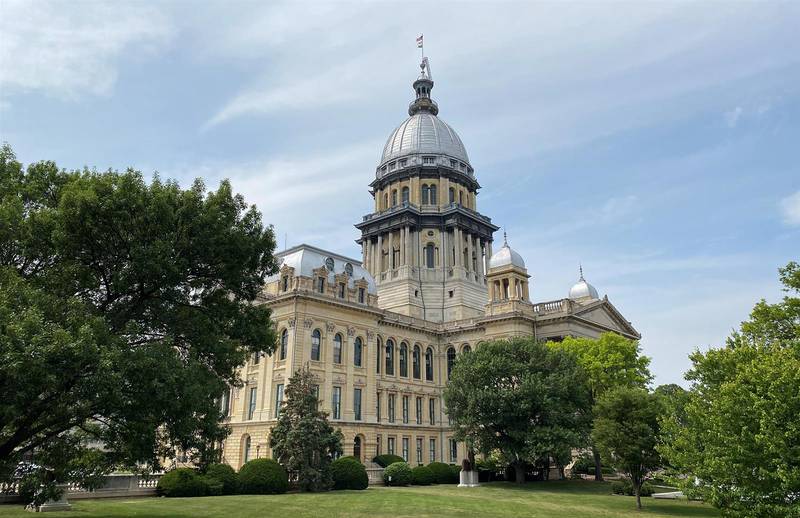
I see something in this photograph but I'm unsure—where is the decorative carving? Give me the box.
[326,322,336,332]
[347,327,356,337]
[287,318,296,328]
[303,318,314,329]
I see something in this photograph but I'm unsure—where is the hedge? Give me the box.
[383,462,412,486]
[427,462,459,484]
[411,465,435,486]
[373,454,405,468]
[238,458,289,494]
[157,468,209,497]
[203,463,238,495]
[330,457,369,490]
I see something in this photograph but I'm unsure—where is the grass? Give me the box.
[0,480,718,518]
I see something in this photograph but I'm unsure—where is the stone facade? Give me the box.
[220,57,639,470]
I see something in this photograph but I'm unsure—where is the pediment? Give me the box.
[572,298,640,339]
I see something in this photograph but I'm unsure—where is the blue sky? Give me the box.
[2,1,798,387]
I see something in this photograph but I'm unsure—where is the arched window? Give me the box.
[280,329,288,360]
[399,343,408,377]
[353,436,362,461]
[430,184,438,205]
[462,344,471,354]
[333,333,343,364]
[421,184,429,204]
[383,193,388,209]
[459,190,464,205]
[425,243,435,268]
[401,186,409,204]
[354,336,363,367]
[386,339,395,375]
[392,189,398,206]
[242,435,251,464]
[425,347,434,381]
[311,329,321,361]
[412,345,421,379]
[376,337,382,373]
[449,187,455,203]
[447,347,456,379]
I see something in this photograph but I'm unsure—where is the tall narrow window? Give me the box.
[333,333,343,364]
[402,395,409,424]
[253,352,260,365]
[447,347,456,379]
[220,387,231,417]
[388,394,396,423]
[402,438,409,462]
[421,185,429,204]
[416,438,423,464]
[386,339,395,375]
[430,184,437,205]
[416,397,423,424]
[412,345,421,379]
[280,329,288,360]
[425,347,434,381]
[317,277,325,293]
[354,336,363,367]
[248,387,257,420]
[332,386,341,420]
[401,186,409,203]
[449,187,455,203]
[429,438,436,463]
[392,189,398,206]
[353,436,362,460]
[449,439,458,462]
[425,243,435,268]
[376,436,382,455]
[311,329,321,361]
[338,283,345,298]
[429,398,435,425]
[281,275,288,291]
[376,392,382,422]
[243,436,251,463]
[399,343,408,377]
[274,383,284,418]
[376,337,382,373]
[459,190,464,205]
[358,287,365,303]
[354,388,362,421]
[388,437,395,455]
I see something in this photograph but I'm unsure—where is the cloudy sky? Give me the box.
[2,1,798,387]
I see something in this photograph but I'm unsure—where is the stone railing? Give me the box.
[365,467,385,486]
[0,474,163,503]
[532,299,570,315]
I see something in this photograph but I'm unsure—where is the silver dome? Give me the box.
[568,267,599,300]
[488,235,525,270]
[379,112,470,168]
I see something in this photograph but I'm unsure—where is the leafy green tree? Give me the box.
[593,387,663,510]
[659,262,800,518]
[269,366,343,492]
[549,332,652,480]
[444,338,590,483]
[0,144,277,501]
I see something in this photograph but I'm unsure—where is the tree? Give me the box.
[443,338,590,484]
[269,366,343,492]
[0,144,277,501]
[593,387,663,510]
[658,262,800,518]
[549,332,652,480]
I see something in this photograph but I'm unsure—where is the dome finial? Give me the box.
[579,263,584,281]
[503,229,508,247]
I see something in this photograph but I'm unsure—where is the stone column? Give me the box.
[388,231,394,270]
[477,239,485,278]
[440,228,447,268]
[467,232,474,272]
[399,227,405,266]
[377,235,383,273]
[455,228,463,268]
[486,240,493,273]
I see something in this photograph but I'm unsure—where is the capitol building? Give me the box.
[221,58,639,469]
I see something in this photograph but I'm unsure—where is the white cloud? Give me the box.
[781,191,800,226]
[0,1,172,99]
[725,106,743,127]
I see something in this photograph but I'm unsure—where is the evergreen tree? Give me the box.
[269,366,343,492]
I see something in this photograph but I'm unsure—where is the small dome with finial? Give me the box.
[488,231,525,270]
[569,265,599,300]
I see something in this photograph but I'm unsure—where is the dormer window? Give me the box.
[399,159,407,167]
[459,162,466,171]
[358,287,365,303]
[389,161,396,171]
[317,277,325,293]
[450,159,456,167]
[338,283,345,299]
[422,156,435,165]
[281,275,289,291]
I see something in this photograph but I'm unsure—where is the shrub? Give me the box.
[411,465,435,486]
[238,459,288,494]
[157,468,209,497]
[373,454,404,468]
[640,482,654,497]
[330,457,368,490]
[450,464,461,481]
[338,455,360,463]
[203,463,238,495]
[383,462,412,486]
[428,462,458,484]
[611,480,630,495]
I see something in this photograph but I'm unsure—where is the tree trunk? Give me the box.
[592,447,603,481]
[514,462,525,484]
[635,484,641,510]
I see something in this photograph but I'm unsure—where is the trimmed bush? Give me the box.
[203,463,238,495]
[428,462,458,484]
[157,468,209,497]
[411,465,435,486]
[373,454,404,468]
[330,457,369,490]
[450,464,461,481]
[238,459,289,494]
[383,462,412,486]
[338,455,360,463]
[640,482,654,497]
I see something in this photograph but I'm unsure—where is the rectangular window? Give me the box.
[248,387,257,420]
[388,437,395,456]
[416,397,423,424]
[376,435,382,455]
[376,392,381,422]
[332,386,341,420]
[423,156,435,165]
[402,395,409,424]
[388,394,395,423]
[274,383,284,418]
[281,275,288,291]
[358,287,365,303]
[402,438,409,462]
[220,388,230,417]
[429,438,436,463]
[354,388,362,421]
[253,352,260,365]
[338,283,345,298]
[317,277,325,293]
[312,384,320,409]
[429,398,435,425]
[416,437,423,464]
[449,439,458,462]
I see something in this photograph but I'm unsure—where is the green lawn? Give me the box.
[0,480,718,517]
